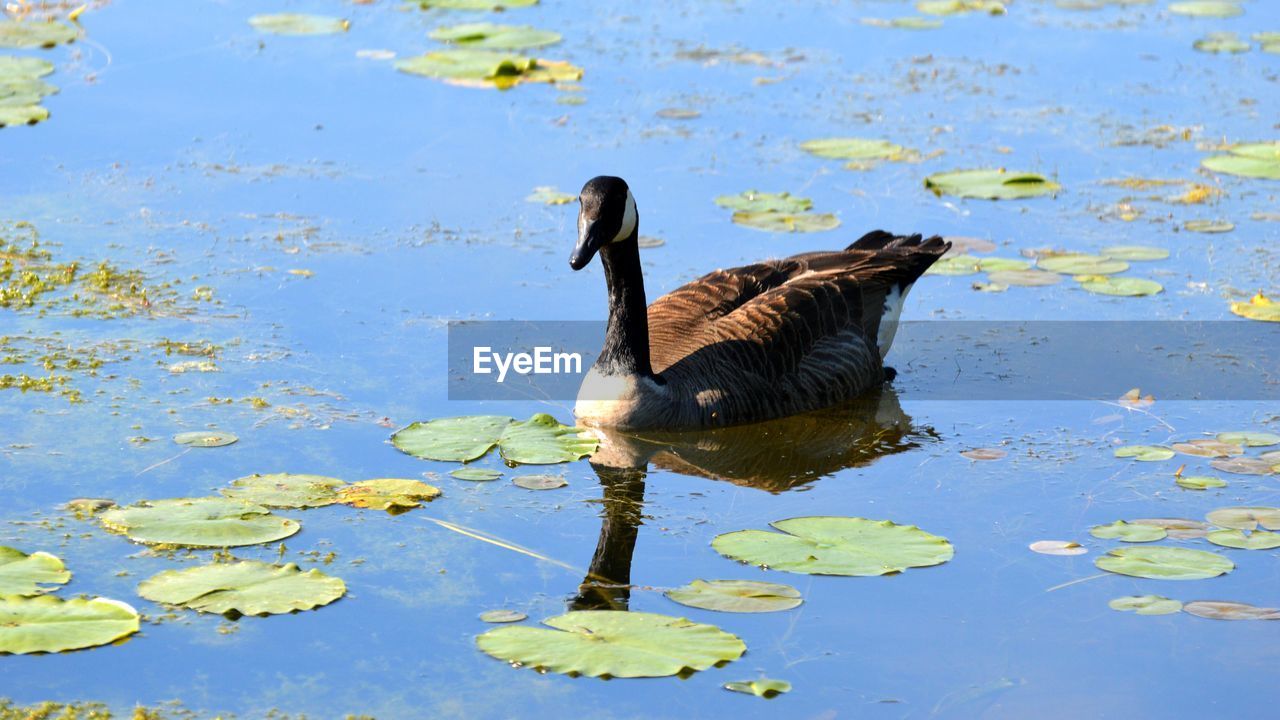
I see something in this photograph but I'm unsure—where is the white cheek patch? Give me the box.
[614,190,637,242]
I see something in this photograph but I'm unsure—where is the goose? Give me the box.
[570,175,948,430]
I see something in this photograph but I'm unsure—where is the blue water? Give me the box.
[2,0,1279,717]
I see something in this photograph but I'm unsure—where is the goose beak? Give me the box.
[570,223,604,270]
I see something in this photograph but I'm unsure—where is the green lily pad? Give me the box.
[475,610,745,678]
[977,257,1030,272]
[1183,600,1280,620]
[1101,245,1169,261]
[1171,439,1242,458]
[799,137,906,160]
[1029,540,1087,556]
[0,596,139,654]
[1184,219,1234,233]
[724,679,792,698]
[1131,518,1213,540]
[480,609,527,623]
[1095,546,1233,580]
[925,169,1060,200]
[1206,529,1280,550]
[1210,457,1279,475]
[1168,1,1243,18]
[100,497,300,548]
[864,17,945,30]
[0,55,54,80]
[1176,475,1227,490]
[1079,276,1163,297]
[137,561,345,616]
[429,23,561,49]
[0,103,47,127]
[512,474,566,490]
[1037,254,1128,275]
[917,0,1007,15]
[665,579,802,613]
[731,211,841,233]
[714,191,812,213]
[0,21,77,49]
[1231,294,1280,321]
[1202,142,1280,179]
[450,467,503,481]
[221,473,346,508]
[1194,32,1249,53]
[712,516,953,576]
[986,269,1062,287]
[248,14,349,36]
[416,0,539,8]
[338,478,441,511]
[1113,445,1174,461]
[926,255,981,276]
[395,50,581,89]
[1205,506,1280,531]
[0,547,70,596]
[1216,431,1280,447]
[393,413,595,465]
[1090,520,1166,542]
[526,186,575,205]
[1108,595,1183,616]
[173,430,238,448]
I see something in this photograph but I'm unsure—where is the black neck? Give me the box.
[595,227,655,378]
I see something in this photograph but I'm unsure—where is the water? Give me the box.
[2,0,1279,717]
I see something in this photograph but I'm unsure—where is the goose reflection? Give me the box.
[571,387,933,610]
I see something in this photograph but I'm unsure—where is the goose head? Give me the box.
[570,175,638,270]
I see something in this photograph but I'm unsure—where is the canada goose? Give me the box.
[570,175,948,430]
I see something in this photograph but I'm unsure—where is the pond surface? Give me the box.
[2,0,1279,717]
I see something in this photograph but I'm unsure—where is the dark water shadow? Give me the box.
[571,387,936,610]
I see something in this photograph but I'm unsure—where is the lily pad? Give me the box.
[450,467,503,481]
[512,474,566,490]
[395,50,581,89]
[1175,475,1227,490]
[1215,430,1280,447]
[712,516,953,576]
[1131,518,1213,539]
[924,169,1060,200]
[1230,293,1280,322]
[1183,219,1234,233]
[1108,595,1183,616]
[0,21,77,49]
[731,211,841,233]
[926,255,982,276]
[173,430,238,448]
[1183,600,1280,620]
[724,679,792,698]
[0,547,70,596]
[0,55,54,79]
[961,447,1007,460]
[1171,439,1242,458]
[1210,457,1278,475]
[1078,276,1163,297]
[799,137,906,160]
[0,596,139,654]
[526,186,575,205]
[1037,254,1128,275]
[0,103,48,127]
[100,497,300,548]
[393,413,595,465]
[1095,546,1233,580]
[429,23,561,49]
[480,609,527,623]
[986,269,1061,287]
[1029,540,1087,556]
[222,473,345,508]
[1202,142,1280,179]
[338,478,441,511]
[248,14,350,36]
[1193,32,1249,53]
[1090,520,1166,542]
[714,191,811,213]
[1205,506,1280,531]
[917,0,1008,15]
[1206,529,1280,550]
[1168,1,1244,18]
[476,610,745,678]
[665,579,802,613]
[1100,245,1169,261]
[137,561,345,616]
[416,0,539,8]
[1114,445,1174,461]
[863,17,945,30]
